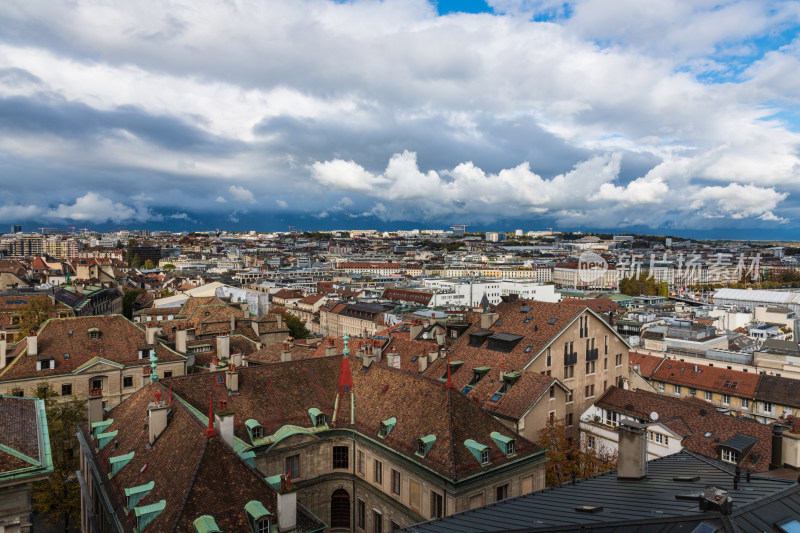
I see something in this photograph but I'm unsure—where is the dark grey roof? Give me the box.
[719,434,759,453]
[489,333,525,342]
[760,339,800,354]
[404,451,798,533]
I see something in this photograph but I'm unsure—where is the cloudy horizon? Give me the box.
[1,0,799,236]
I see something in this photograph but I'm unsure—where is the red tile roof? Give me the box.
[650,358,761,397]
[629,352,666,378]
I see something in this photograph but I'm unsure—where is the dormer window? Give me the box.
[461,367,490,394]
[378,417,397,438]
[36,359,54,371]
[416,434,436,457]
[488,372,521,403]
[490,431,516,457]
[308,407,327,428]
[464,439,491,465]
[245,419,264,442]
[481,448,491,464]
[245,500,272,533]
[439,361,463,381]
[88,328,100,340]
[193,515,222,533]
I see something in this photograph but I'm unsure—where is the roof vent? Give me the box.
[574,505,603,514]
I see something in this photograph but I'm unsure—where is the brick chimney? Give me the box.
[418,351,428,372]
[26,332,37,358]
[325,338,337,357]
[410,321,423,340]
[280,341,292,362]
[217,335,230,360]
[146,325,159,345]
[225,364,239,392]
[481,312,499,329]
[617,421,648,480]
[148,391,169,444]
[0,335,6,370]
[387,346,401,369]
[175,328,187,354]
[88,387,104,426]
[214,399,235,448]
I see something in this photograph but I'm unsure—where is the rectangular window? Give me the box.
[92,378,103,390]
[585,361,595,375]
[374,459,383,485]
[549,385,555,399]
[566,390,573,403]
[123,376,133,388]
[373,510,383,533]
[358,450,366,475]
[705,391,713,401]
[604,335,608,355]
[604,410,618,427]
[658,382,665,392]
[61,383,72,396]
[585,384,595,398]
[674,384,681,394]
[357,499,366,529]
[333,446,349,469]
[763,402,774,414]
[604,357,608,370]
[616,353,622,366]
[164,371,172,378]
[722,394,730,405]
[742,398,749,409]
[430,491,443,518]
[566,413,573,427]
[391,469,401,496]
[721,449,738,464]
[655,433,663,444]
[587,436,595,449]
[285,454,300,478]
[496,484,509,501]
[689,388,696,396]
[564,365,574,379]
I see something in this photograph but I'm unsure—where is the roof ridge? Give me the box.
[170,436,209,531]
[445,388,457,479]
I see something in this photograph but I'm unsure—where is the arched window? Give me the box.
[330,489,350,528]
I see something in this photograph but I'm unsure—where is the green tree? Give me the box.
[32,382,86,531]
[162,263,176,271]
[537,416,617,487]
[142,259,155,269]
[122,289,145,319]
[124,238,139,265]
[16,295,57,340]
[283,312,311,339]
[129,254,142,269]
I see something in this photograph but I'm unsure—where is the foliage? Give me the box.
[10,386,24,397]
[162,263,176,271]
[16,295,57,340]
[537,416,617,487]
[283,311,311,339]
[619,270,668,297]
[124,238,139,265]
[122,288,145,319]
[142,259,155,269]
[32,382,86,531]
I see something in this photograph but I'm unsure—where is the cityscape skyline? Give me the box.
[1,0,799,236]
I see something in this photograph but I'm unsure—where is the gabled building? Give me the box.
[162,347,548,531]
[0,315,186,406]
[427,299,630,441]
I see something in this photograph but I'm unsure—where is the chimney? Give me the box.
[276,313,283,329]
[217,335,230,361]
[428,351,439,363]
[281,342,292,362]
[418,351,428,372]
[481,312,499,329]
[241,301,248,316]
[230,313,236,333]
[436,328,445,346]
[148,391,169,444]
[214,399,235,448]
[362,345,374,368]
[251,320,260,336]
[232,352,243,367]
[325,338,337,357]
[175,329,187,354]
[372,338,383,361]
[88,387,104,426]
[146,325,159,345]
[26,332,37,357]
[355,346,365,360]
[699,486,732,515]
[387,346,401,369]
[617,421,648,480]
[410,321,423,340]
[225,364,239,392]
[276,481,297,532]
[0,336,6,370]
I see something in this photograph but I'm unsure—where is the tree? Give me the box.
[283,312,311,339]
[16,295,57,340]
[619,270,668,297]
[142,259,155,269]
[32,382,86,531]
[122,288,145,319]
[129,254,142,269]
[537,417,616,487]
[124,238,139,264]
[162,263,176,271]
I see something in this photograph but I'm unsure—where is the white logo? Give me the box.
[578,251,608,283]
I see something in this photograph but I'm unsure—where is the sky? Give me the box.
[1,0,800,237]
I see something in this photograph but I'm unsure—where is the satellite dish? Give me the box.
[649,411,659,422]
[422,332,429,339]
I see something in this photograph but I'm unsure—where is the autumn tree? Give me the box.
[537,416,617,487]
[32,381,86,531]
[283,312,311,339]
[16,295,57,340]
[142,259,155,269]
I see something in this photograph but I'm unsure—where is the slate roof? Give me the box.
[163,356,543,481]
[83,382,325,532]
[593,387,772,472]
[755,374,800,410]
[0,315,185,381]
[650,359,761,397]
[403,450,799,533]
[0,395,52,481]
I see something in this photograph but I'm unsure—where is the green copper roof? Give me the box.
[124,481,154,509]
[96,430,118,451]
[245,500,272,521]
[109,451,134,478]
[134,499,166,531]
[379,416,397,438]
[91,419,113,437]
[464,439,489,464]
[193,515,222,533]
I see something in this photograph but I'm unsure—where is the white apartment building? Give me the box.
[420,279,559,306]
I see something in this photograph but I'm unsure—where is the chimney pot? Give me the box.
[617,421,648,481]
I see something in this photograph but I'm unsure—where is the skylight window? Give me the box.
[548,317,557,325]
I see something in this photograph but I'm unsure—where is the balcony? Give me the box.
[586,348,599,362]
[564,352,578,366]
